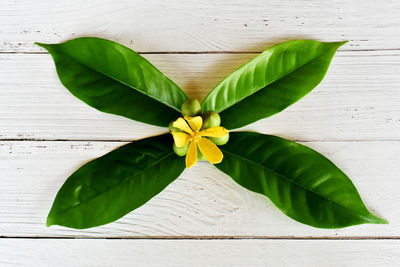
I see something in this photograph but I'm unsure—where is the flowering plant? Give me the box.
[37,38,386,229]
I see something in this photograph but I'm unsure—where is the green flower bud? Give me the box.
[209,133,229,146]
[197,149,207,161]
[173,143,189,157]
[181,98,201,116]
[169,121,181,132]
[201,111,220,129]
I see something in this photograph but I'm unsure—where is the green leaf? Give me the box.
[216,132,387,228]
[36,37,188,127]
[201,40,346,129]
[47,134,185,229]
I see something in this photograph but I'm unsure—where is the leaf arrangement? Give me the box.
[37,37,387,229]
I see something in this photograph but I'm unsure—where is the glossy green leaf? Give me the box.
[201,40,346,129]
[36,37,187,127]
[47,134,185,229]
[216,132,387,228]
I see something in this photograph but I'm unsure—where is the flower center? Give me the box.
[191,131,200,139]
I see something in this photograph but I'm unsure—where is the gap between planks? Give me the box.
[1,139,400,142]
[1,236,400,240]
[2,48,400,55]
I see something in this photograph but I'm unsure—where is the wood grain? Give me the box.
[1,239,399,266]
[1,0,400,263]
[0,140,397,238]
[1,0,400,53]
[1,51,399,141]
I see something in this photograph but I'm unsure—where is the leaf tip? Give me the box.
[329,40,348,51]
[35,42,51,50]
[366,213,388,225]
[374,217,389,225]
[46,215,55,227]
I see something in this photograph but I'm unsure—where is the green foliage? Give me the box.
[40,38,385,229]
[201,40,346,129]
[216,132,387,228]
[37,37,187,127]
[47,134,185,229]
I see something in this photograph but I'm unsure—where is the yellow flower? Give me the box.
[171,116,229,168]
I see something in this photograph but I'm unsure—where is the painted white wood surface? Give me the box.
[1,51,399,141]
[1,239,400,267]
[1,0,400,52]
[0,140,396,238]
[1,0,400,265]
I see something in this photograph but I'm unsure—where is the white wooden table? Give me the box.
[1,0,399,266]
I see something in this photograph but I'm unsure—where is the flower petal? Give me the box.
[172,132,190,147]
[199,126,228,138]
[185,139,198,168]
[172,117,193,135]
[197,137,223,164]
[184,116,203,132]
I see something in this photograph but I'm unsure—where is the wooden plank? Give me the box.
[1,0,400,52]
[1,239,399,266]
[0,140,397,238]
[1,51,399,141]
